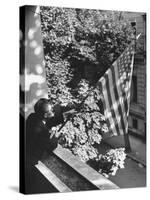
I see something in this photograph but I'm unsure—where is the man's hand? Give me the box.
[63,109,77,119]
[49,128,61,139]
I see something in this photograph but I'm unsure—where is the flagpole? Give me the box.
[124,134,131,153]
[123,54,134,153]
[124,20,137,153]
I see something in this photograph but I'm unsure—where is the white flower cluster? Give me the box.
[58,110,103,161]
[98,148,126,177]
[77,79,90,98]
[50,79,109,162]
[72,143,98,162]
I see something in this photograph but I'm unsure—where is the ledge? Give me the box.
[35,145,119,192]
[53,145,119,190]
[35,161,72,193]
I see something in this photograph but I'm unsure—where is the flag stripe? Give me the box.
[111,62,127,135]
[125,54,135,133]
[107,68,124,135]
[98,41,134,136]
[104,70,121,135]
[113,59,131,134]
[98,82,113,135]
[100,78,117,135]
[117,56,129,114]
[127,54,134,116]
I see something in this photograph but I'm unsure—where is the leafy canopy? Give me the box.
[40,7,133,174]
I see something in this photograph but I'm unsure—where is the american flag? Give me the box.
[97,42,135,136]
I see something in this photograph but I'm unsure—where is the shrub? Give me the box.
[97,148,126,177]
[40,6,132,175]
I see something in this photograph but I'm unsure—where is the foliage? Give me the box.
[44,57,74,106]
[48,79,109,162]
[40,7,134,94]
[40,6,132,173]
[97,148,126,177]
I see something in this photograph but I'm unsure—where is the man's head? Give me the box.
[34,98,54,118]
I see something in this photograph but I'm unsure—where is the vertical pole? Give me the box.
[124,51,135,153]
[131,20,137,50]
[124,123,131,153]
[124,20,137,153]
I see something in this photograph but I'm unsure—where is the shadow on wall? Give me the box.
[20,6,48,119]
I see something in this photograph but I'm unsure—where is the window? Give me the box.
[131,21,136,35]
[131,75,137,103]
[144,122,146,139]
[132,118,138,129]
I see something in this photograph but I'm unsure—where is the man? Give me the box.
[26,98,77,164]
[25,98,77,193]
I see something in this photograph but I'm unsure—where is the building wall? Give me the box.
[125,12,146,139]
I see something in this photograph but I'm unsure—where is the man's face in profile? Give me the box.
[43,104,54,119]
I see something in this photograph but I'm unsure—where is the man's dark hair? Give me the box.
[34,98,51,117]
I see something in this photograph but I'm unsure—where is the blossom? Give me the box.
[97,148,126,177]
